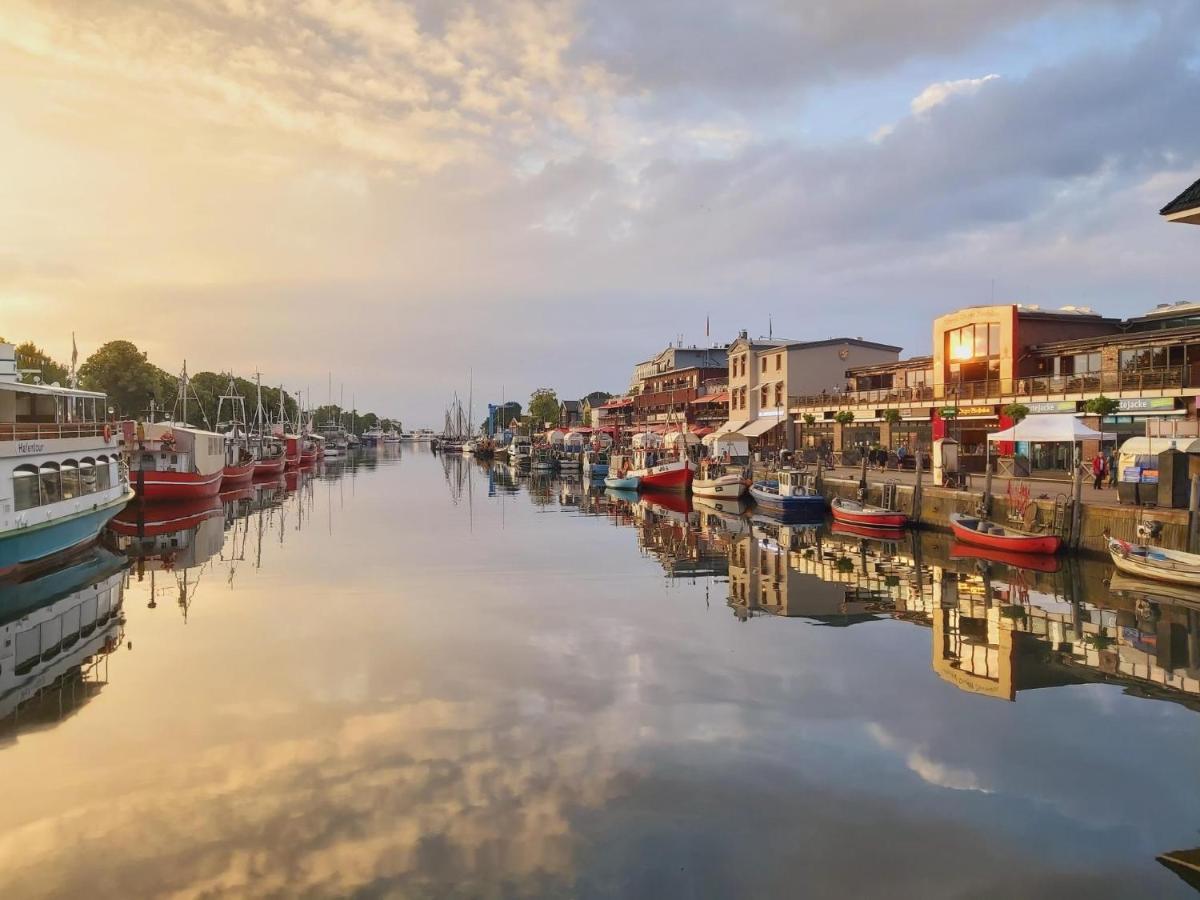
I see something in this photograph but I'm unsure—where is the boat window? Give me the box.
[96,456,111,491]
[40,616,63,660]
[61,604,81,646]
[79,458,96,494]
[60,459,80,500]
[39,462,61,504]
[12,464,39,510]
[14,628,40,675]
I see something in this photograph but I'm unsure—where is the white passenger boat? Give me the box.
[0,343,133,574]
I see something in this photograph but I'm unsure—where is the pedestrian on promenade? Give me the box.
[1091,452,1106,490]
[1107,447,1118,488]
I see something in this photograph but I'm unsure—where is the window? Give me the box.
[761,357,767,373]
[96,456,111,492]
[1121,347,1168,370]
[760,386,769,407]
[60,460,80,500]
[945,322,1000,362]
[775,354,782,371]
[39,462,61,505]
[79,458,96,494]
[13,465,39,511]
[774,383,783,406]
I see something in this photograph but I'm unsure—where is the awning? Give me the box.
[740,417,785,438]
[712,420,744,436]
[987,414,1113,443]
[691,392,729,405]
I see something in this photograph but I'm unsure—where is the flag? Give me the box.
[70,332,78,387]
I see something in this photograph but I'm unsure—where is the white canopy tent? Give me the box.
[704,431,751,457]
[663,430,701,449]
[986,414,1114,444]
[631,432,663,449]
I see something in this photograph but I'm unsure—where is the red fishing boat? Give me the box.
[283,433,302,469]
[128,423,225,502]
[948,512,1061,555]
[831,497,908,529]
[831,521,908,543]
[221,447,256,487]
[628,445,694,493]
[252,446,286,478]
[108,495,224,539]
[949,540,1061,574]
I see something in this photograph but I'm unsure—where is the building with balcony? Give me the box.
[628,343,729,395]
[789,302,1200,472]
[725,330,901,450]
[632,364,727,429]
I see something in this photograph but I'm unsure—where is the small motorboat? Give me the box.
[692,459,749,500]
[749,468,825,518]
[604,474,640,490]
[948,512,1061,555]
[831,497,908,529]
[1108,537,1200,586]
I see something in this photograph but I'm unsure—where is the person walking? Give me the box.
[1107,446,1118,488]
[1091,451,1106,490]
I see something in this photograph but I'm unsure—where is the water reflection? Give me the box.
[2,451,1199,897]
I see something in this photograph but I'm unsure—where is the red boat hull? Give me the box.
[133,469,223,502]
[110,496,224,537]
[253,455,286,477]
[634,461,694,493]
[950,518,1061,555]
[300,450,318,465]
[285,436,301,468]
[832,522,908,542]
[222,461,256,486]
[831,505,908,529]
[949,541,1062,573]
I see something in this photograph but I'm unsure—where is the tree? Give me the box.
[1084,395,1119,417]
[580,390,613,408]
[1003,402,1030,424]
[883,408,901,425]
[11,341,69,385]
[529,388,559,427]
[834,410,855,426]
[78,340,167,417]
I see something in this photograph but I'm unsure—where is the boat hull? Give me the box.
[692,474,747,499]
[253,455,286,477]
[1108,538,1200,586]
[831,499,908,529]
[221,461,256,486]
[133,469,224,502]
[0,489,134,574]
[950,541,1061,573]
[948,513,1061,555]
[604,475,641,490]
[749,483,825,517]
[831,521,908,542]
[632,459,693,493]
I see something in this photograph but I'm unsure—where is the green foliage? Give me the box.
[529,388,559,427]
[1003,402,1030,424]
[834,410,855,426]
[10,341,70,385]
[802,413,817,426]
[78,340,167,417]
[580,390,613,408]
[1084,395,1119,417]
[883,408,901,425]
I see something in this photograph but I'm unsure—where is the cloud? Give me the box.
[867,723,992,793]
[911,73,1001,115]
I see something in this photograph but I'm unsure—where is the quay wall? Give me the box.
[754,465,1193,557]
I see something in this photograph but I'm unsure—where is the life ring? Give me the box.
[103,423,113,443]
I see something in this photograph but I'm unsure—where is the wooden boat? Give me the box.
[948,512,1061,555]
[1108,572,1200,609]
[1107,537,1200,586]
[948,540,1061,573]
[627,447,693,493]
[604,474,640,490]
[221,452,256,487]
[832,521,908,543]
[749,469,825,518]
[692,460,748,499]
[831,497,908,529]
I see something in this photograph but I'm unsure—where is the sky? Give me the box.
[1,0,1199,425]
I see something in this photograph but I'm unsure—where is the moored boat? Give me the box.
[948,512,1062,555]
[830,497,908,529]
[749,469,824,518]
[627,446,693,493]
[0,343,134,573]
[692,458,748,499]
[1107,537,1200,586]
[129,422,226,502]
[949,540,1061,573]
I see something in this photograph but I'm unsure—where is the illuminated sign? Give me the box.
[942,405,995,417]
[1115,397,1176,412]
[1027,401,1077,414]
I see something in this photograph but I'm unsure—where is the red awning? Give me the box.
[691,425,714,436]
[691,392,728,405]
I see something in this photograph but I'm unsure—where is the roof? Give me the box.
[0,377,106,400]
[846,355,933,377]
[1161,176,1200,217]
[731,336,902,354]
[560,400,581,411]
[599,396,633,409]
[691,391,729,405]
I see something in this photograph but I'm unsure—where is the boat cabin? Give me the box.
[774,468,812,498]
[129,423,225,477]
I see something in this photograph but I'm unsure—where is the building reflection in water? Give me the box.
[0,544,127,741]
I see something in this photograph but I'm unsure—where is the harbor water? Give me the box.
[2,447,1200,897]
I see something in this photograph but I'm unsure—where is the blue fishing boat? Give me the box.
[604,453,638,490]
[749,469,825,519]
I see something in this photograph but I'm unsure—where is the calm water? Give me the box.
[3,447,1200,898]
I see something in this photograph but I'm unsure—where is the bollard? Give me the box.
[983,460,993,519]
[1189,474,1200,554]
[859,452,868,502]
[1070,450,1084,549]
[912,450,924,523]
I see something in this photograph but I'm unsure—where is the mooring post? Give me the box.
[912,450,924,524]
[1188,474,1200,554]
[859,451,868,501]
[983,456,993,518]
[1070,449,1084,549]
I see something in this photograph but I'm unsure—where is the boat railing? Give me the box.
[0,421,110,441]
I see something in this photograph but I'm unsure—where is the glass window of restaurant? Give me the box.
[891,420,932,453]
[799,422,833,450]
[945,322,1001,391]
[843,423,881,449]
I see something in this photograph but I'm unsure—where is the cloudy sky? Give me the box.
[2,0,1198,424]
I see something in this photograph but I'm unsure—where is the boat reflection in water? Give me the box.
[0,543,127,741]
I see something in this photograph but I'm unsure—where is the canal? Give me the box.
[2,446,1200,897]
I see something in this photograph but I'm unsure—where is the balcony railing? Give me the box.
[0,422,110,442]
[788,367,1190,410]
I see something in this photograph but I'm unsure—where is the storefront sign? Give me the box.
[899,408,930,419]
[1116,397,1176,412]
[1027,400,1077,414]
[950,405,995,418]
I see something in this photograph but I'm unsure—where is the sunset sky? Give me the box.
[2,0,1199,424]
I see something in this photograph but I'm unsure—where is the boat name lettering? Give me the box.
[17,441,46,454]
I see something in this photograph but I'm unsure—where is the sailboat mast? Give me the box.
[181,360,188,425]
